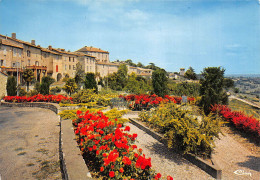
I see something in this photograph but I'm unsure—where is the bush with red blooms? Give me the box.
[3,94,72,103]
[211,104,260,137]
[122,94,195,111]
[74,110,172,180]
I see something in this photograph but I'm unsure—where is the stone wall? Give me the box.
[0,72,7,97]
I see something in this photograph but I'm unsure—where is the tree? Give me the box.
[6,76,17,96]
[152,69,168,97]
[184,67,197,80]
[40,76,55,95]
[85,73,98,93]
[22,69,35,92]
[63,78,77,95]
[199,67,227,115]
[125,59,136,67]
[74,62,85,86]
[223,78,234,89]
[117,64,128,90]
[136,62,144,68]
[124,72,152,94]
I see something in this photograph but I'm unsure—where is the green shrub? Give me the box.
[104,108,129,125]
[18,87,27,96]
[50,86,61,95]
[139,103,223,157]
[72,89,97,103]
[6,76,17,96]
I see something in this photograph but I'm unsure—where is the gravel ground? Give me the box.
[123,112,260,180]
[0,107,61,180]
[123,113,213,180]
[212,133,259,180]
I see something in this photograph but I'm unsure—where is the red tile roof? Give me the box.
[76,46,109,53]
[0,39,23,49]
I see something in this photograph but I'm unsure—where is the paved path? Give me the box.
[123,112,260,180]
[0,107,61,180]
[123,113,213,180]
[229,95,260,109]
[212,132,260,180]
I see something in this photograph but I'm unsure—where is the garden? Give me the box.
[2,66,260,179]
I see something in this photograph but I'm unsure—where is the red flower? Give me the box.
[100,166,104,172]
[124,126,130,131]
[109,171,115,178]
[167,176,173,180]
[119,167,124,173]
[122,156,132,165]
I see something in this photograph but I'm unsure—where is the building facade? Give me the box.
[0,33,152,85]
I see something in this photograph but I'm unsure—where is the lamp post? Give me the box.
[16,61,19,96]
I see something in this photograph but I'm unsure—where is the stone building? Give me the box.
[0,71,7,97]
[0,33,153,85]
[76,46,109,63]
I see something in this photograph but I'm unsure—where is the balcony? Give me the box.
[26,65,47,71]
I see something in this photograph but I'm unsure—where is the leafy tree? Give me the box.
[234,87,239,93]
[125,59,136,67]
[40,76,55,95]
[85,73,98,93]
[184,67,197,80]
[152,69,168,97]
[63,78,78,95]
[223,78,234,89]
[117,64,128,90]
[62,73,70,82]
[22,69,35,92]
[74,62,85,86]
[124,72,152,94]
[199,67,227,115]
[6,76,17,96]
[136,62,144,68]
[146,63,159,70]
[168,81,200,97]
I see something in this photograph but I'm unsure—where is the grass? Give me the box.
[229,99,260,120]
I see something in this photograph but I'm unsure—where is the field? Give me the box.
[228,99,260,120]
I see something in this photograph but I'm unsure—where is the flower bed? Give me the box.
[73,110,173,180]
[3,94,72,103]
[121,94,195,111]
[211,104,260,137]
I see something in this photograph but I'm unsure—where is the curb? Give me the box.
[129,118,222,180]
[0,102,92,180]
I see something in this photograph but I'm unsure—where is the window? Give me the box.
[73,65,75,70]
[3,46,7,54]
[0,60,4,66]
[56,65,58,72]
[18,49,22,57]
[69,65,71,70]
[12,62,16,68]
[35,61,39,66]
[27,50,31,57]
[65,65,67,70]
[69,57,71,62]
[13,48,17,57]
[73,57,74,62]
[28,60,31,66]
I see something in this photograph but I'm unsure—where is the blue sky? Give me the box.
[0,0,259,74]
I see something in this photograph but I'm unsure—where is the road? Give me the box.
[229,95,260,109]
[0,106,62,180]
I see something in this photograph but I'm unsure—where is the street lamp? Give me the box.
[16,61,19,96]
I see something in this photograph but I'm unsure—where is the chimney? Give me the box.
[48,45,52,50]
[11,33,16,39]
[31,40,35,45]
